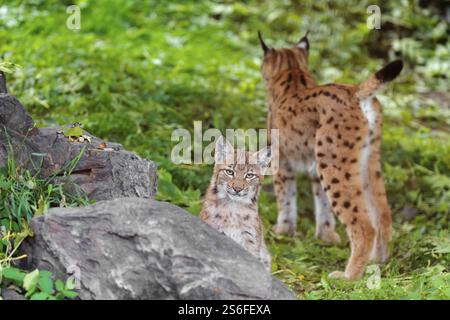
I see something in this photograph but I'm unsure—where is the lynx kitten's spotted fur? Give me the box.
[258,31,403,280]
[200,136,272,271]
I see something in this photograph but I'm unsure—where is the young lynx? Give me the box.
[200,136,272,271]
[258,31,403,280]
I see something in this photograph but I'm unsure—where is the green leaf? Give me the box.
[30,292,50,300]
[34,197,48,217]
[1,267,26,284]
[63,126,83,138]
[63,290,79,298]
[55,279,64,292]
[38,273,54,294]
[39,270,52,278]
[23,269,40,292]
[65,277,76,290]
[0,179,12,189]
[0,62,21,74]
[54,292,65,300]
[13,227,33,249]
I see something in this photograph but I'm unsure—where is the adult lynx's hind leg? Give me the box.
[367,100,392,263]
[312,177,341,244]
[368,155,392,263]
[314,113,376,280]
[272,156,297,236]
[317,159,376,280]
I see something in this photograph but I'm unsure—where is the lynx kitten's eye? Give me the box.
[224,169,234,176]
[245,173,256,179]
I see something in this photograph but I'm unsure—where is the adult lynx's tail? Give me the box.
[356,60,403,100]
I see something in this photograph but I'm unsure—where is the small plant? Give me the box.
[0,141,89,231]
[0,142,89,300]
[0,61,21,74]
[0,267,78,300]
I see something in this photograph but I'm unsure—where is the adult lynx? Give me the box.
[258,31,403,280]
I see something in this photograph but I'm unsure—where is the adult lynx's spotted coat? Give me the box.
[259,31,403,280]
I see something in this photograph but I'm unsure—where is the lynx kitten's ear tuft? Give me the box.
[375,60,404,83]
[297,30,310,51]
[258,30,269,55]
[252,146,272,169]
[215,136,234,164]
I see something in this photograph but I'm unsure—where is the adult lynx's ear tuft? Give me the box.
[297,30,310,52]
[258,30,269,55]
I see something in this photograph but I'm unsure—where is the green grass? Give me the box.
[0,142,88,299]
[0,0,448,299]
[0,142,88,232]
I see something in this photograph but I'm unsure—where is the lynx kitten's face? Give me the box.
[214,137,271,205]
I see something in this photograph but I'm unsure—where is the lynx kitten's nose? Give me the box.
[233,186,243,193]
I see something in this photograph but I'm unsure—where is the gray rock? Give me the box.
[0,94,36,135]
[31,127,158,201]
[21,198,296,300]
[0,82,157,200]
[1,288,26,300]
[0,71,6,94]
